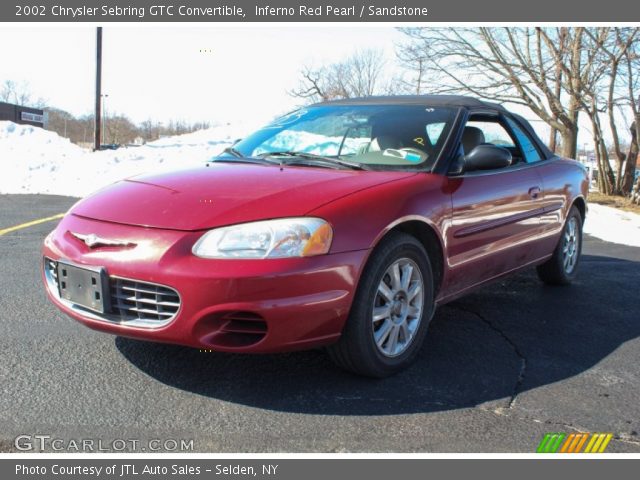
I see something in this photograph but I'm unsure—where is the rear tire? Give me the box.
[327,232,435,378]
[536,205,583,285]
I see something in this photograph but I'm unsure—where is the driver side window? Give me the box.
[465,120,515,151]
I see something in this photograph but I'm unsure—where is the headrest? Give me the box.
[462,126,486,154]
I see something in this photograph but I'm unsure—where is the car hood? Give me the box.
[71,162,416,231]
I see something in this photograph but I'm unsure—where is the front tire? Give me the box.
[536,205,583,285]
[327,232,435,378]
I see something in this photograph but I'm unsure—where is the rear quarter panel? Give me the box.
[537,157,589,251]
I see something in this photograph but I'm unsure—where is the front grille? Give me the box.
[44,258,180,328]
[110,277,180,323]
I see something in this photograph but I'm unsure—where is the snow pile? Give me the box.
[256,130,369,156]
[584,203,640,248]
[0,121,246,197]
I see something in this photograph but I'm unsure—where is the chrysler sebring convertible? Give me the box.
[43,96,588,377]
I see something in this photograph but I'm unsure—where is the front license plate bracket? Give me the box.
[57,262,110,314]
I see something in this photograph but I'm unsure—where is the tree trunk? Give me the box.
[589,112,615,195]
[549,127,558,154]
[560,125,578,159]
[622,121,639,195]
[559,97,580,159]
[615,160,624,195]
[600,140,615,194]
[594,137,607,195]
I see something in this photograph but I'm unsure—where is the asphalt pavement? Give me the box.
[1,193,638,452]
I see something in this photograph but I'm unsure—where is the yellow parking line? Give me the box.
[0,213,65,236]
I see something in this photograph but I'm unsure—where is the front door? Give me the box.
[442,115,548,297]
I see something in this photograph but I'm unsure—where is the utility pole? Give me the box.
[94,27,102,151]
[101,94,109,145]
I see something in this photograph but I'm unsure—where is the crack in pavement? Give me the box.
[615,433,640,446]
[450,305,639,451]
[450,304,527,409]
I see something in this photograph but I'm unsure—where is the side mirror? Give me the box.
[463,145,512,172]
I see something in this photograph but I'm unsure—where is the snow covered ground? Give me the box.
[0,120,244,197]
[1,120,639,248]
[583,203,640,248]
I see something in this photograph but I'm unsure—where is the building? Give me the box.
[0,101,45,127]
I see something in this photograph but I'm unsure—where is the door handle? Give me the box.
[528,186,541,199]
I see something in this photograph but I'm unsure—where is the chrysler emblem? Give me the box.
[70,232,134,249]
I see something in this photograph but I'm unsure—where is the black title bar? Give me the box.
[4,459,640,480]
[3,0,640,22]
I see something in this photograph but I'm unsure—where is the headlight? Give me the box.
[192,218,333,259]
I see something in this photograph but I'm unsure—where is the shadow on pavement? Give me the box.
[116,252,640,416]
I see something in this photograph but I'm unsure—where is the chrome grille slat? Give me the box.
[118,284,178,296]
[110,294,180,307]
[110,277,180,323]
[118,306,174,317]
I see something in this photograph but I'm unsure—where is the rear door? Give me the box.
[443,114,548,296]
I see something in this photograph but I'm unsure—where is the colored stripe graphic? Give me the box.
[587,433,605,453]
[585,433,613,453]
[597,434,613,453]
[536,433,566,453]
[573,433,590,453]
[538,432,613,453]
[560,433,576,453]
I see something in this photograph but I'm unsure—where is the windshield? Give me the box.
[215,105,458,170]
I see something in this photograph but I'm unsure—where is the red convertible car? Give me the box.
[43,96,588,377]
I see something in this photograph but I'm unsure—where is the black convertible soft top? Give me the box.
[315,95,554,159]
[315,95,508,112]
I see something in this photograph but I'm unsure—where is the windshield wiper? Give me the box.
[258,151,367,170]
[212,147,279,166]
[221,146,244,157]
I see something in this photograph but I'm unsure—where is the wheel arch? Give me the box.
[371,217,446,297]
[572,195,587,223]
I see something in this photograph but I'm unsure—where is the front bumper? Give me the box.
[42,214,368,353]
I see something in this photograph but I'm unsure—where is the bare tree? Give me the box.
[394,41,428,95]
[620,40,640,195]
[396,27,591,159]
[572,28,639,195]
[0,80,46,107]
[44,106,210,147]
[566,28,617,194]
[545,28,571,153]
[290,49,386,102]
[397,27,640,196]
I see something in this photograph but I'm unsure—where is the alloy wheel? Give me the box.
[372,257,424,357]
[563,216,579,274]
